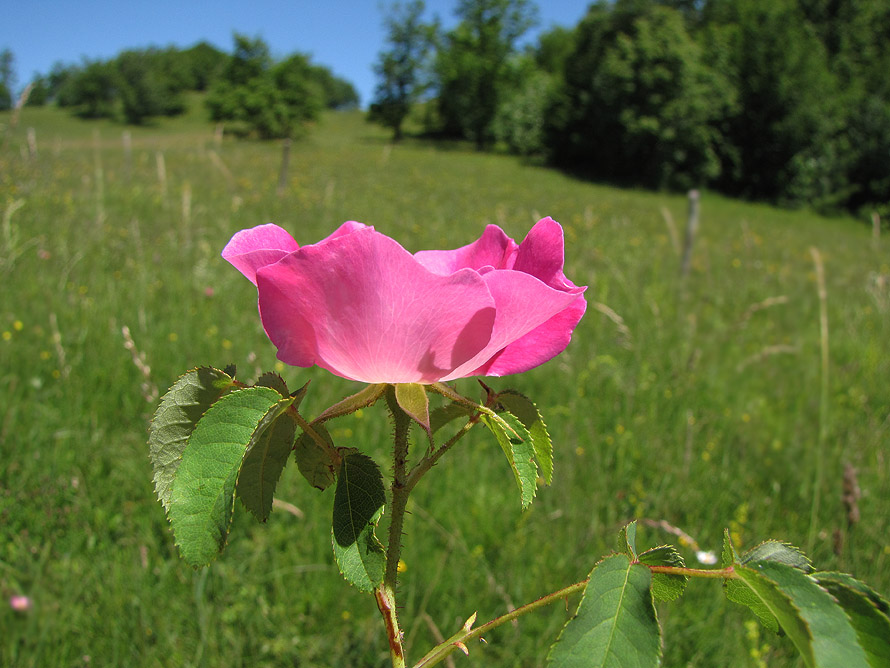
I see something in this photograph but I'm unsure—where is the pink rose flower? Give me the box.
[223,218,586,384]
[9,595,32,612]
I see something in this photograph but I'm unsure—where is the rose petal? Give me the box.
[443,269,585,380]
[222,223,299,286]
[513,217,579,291]
[472,294,587,376]
[256,227,497,383]
[414,225,518,275]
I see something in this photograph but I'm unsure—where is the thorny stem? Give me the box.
[378,387,413,668]
[377,385,497,667]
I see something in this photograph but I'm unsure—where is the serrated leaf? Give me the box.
[735,561,870,668]
[315,383,387,422]
[236,396,297,521]
[618,521,638,559]
[721,529,740,568]
[816,572,890,667]
[294,423,337,491]
[639,545,688,602]
[548,553,661,668]
[332,452,386,592]
[498,390,553,484]
[482,412,537,509]
[430,402,474,433]
[741,540,813,572]
[725,571,780,633]
[149,367,236,512]
[168,386,282,567]
[721,530,783,629]
[395,382,430,431]
[254,371,289,397]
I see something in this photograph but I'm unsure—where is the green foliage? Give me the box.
[57,60,118,118]
[815,573,890,666]
[545,524,889,667]
[168,386,283,566]
[548,554,661,667]
[369,0,436,140]
[638,545,688,602]
[236,395,299,522]
[548,2,733,189]
[493,67,553,156]
[293,423,337,491]
[331,451,386,592]
[394,382,430,430]
[148,366,237,511]
[309,64,359,110]
[482,411,538,508]
[205,34,325,139]
[0,48,14,111]
[735,563,870,667]
[116,49,187,124]
[496,389,553,484]
[434,0,538,148]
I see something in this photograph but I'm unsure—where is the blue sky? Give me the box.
[2,1,591,107]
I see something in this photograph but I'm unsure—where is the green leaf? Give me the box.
[721,528,740,568]
[331,451,386,592]
[735,561,870,668]
[168,386,282,567]
[720,530,782,630]
[149,366,236,512]
[618,521,637,559]
[481,412,537,509]
[236,396,297,522]
[395,382,430,431]
[254,371,289,397]
[548,553,661,668]
[816,572,890,667]
[314,383,387,422]
[498,390,553,484]
[430,402,474,434]
[741,540,813,572]
[638,545,688,602]
[294,423,337,491]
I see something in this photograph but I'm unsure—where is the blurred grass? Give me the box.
[1,100,888,667]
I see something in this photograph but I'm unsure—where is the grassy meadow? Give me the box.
[1,99,888,667]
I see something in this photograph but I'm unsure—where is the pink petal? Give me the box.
[513,217,578,290]
[414,225,518,275]
[471,294,587,376]
[324,220,369,241]
[443,269,585,380]
[256,227,497,383]
[222,224,300,286]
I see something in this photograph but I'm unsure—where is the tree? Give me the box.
[0,49,14,110]
[206,35,326,139]
[369,1,437,140]
[309,64,360,110]
[180,41,227,91]
[116,49,186,124]
[57,60,118,118]
[434,0,538,148]
[710,0,844,205]
[547,1,734,189]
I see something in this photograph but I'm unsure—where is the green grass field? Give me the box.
[1,101,888,667]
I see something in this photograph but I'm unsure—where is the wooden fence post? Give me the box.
[277,138,291,197]
[680,189,700,277]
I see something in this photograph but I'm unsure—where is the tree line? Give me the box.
[3,36,358,134]
[369,0,890,217]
